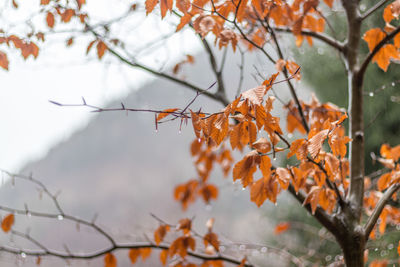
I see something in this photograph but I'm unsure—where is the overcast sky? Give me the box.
[0,0,201,172]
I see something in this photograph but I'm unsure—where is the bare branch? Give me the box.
[361,0,391,20]
[364,183,400,238]
[272,27,345,52]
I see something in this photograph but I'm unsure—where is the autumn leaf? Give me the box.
[303,186,321,214]
[145,0,159,14]
[160,0,173,18]
[199,184,218,203]
[252,137,271,154]
[140,248,152,260]
[154,225,170,245]
[363,28,400,71]
[287,138,307,160]
[176,13,192,32]
[104,253,117,267]
[233,150,259,187]
[157,108,179,122]
[1,214,14,233]
[203,232,219,252]
[178,218,192,234]
[0,51,9,70]
[307,129,329,158]
[76,0,86,10]
[377,173,392,191]
[40,0,50,5]
[46,12,55,28]
[169,236,196,258]
[96,41,108,59]
[241,86,266,105]
[61,9,75,23]
[129,249,140,264]
[250,177,268,207]
[274,222,290,235]
[160,250,168,265]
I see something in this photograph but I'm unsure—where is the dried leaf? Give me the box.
[46,12,55,28]
[160,250,168,265]
[157,108,179,121]
[1,214,14,233]
[129,249,140,264]
[307,129,329,158]
[0,51,9,70]
[96,41,108,59]
[104,253,117,267]
[274,222,290,235]
[154,225,170,245]
[145,0,159,14]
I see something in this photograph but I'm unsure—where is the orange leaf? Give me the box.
[160,250,168,265]
[46,12,55,28]
[303,186,321,214]
[176,13,192,32]
[140,248,152,260]
[40,0,50,5]
[363,28,386,52]
[129,249,140,264]
[250,177,268,207]
[61,9,75,22]
[145,0,159,14]
[252,137,271,154]
[274,222,290,235]
[259,155,271,178]
[377,173,392,191]
[160,0,173,18]
[104,253,117,267]
[307,129,329,158]
[287,138,307,160]
[203,232,219,251]
[0,51,9,70]
[154,225,170,245]
[233,150,259,187]
[323,0,334,8]
[96,41,108,59]
[397,241,400,256]
[199,184,218,203]
[157,108,179,122]
[178,218,192,234]
[372,44,400,71]
[176,0,190,13]
[241,86,266,105]
[76,0,86,10]
[1,214,14,233]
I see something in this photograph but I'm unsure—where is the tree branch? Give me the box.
[364,183,400,238]
[272,27,345,52]
[361,0,391,20]
[0,242,252,266]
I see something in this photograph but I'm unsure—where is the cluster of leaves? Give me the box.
[363,0,400,71]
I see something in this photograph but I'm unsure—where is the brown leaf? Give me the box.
[140,248,152,260]
[41,0,50,5]
[160,250,168,265]
[1,214,14,233]
[96,41,108,59]
[178,218,192,234]
[154,225,170,245]
[0,51,9,70]
[241,86,266,105]
[274,222,290,235]
[252,137,271,154]
[46,12,55,28]
[233,150,259,187]
[157,108,179,122]
[129,249,140,264]
[203,232,219,252]
[145,0,159,14]
[104,253,117,267]
[307,129,329,158]
[160,0,173,18]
